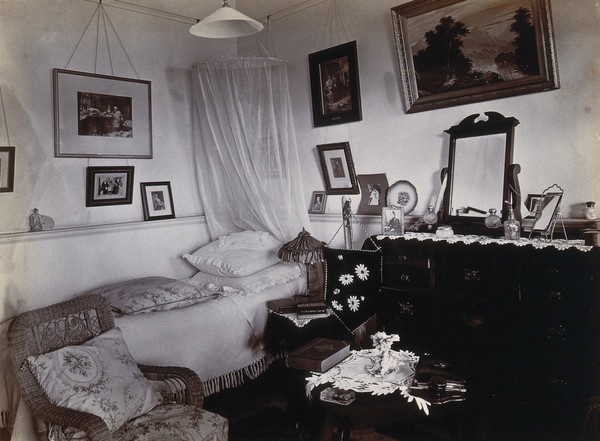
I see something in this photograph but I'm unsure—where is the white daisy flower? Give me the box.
[348,296,360,312]
[355,264,369,281]
[337,254,344,260]
[333,288,340,295]
[331,300,343,311]
[339,274,354,285]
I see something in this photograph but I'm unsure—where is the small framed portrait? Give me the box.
[140,181,175,221]
[309,41,362,127]
[86,166,134,207]
[357,173,389,215]
[309,191,327,214]
[381,207,405,236]
[525,193,542,216]
[0,146,15,192]
[316,142,359,195]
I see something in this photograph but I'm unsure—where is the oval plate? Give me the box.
[386,180,418,214]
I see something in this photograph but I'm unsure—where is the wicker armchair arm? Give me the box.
[139,364,205,408]
[34,402,111,441]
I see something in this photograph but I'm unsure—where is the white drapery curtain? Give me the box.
[191,56,309,243]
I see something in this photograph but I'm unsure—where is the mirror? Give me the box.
[442,112,521,228]
[528,185,564,236]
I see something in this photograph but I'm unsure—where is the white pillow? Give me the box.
[27,328,162,432]
[188,261,303,293]
[182,231,283,277]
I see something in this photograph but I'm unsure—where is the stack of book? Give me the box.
[286,337,351,372]
[296,301,328,319]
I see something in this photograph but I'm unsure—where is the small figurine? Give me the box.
[367,331,403,377]
[29,208,55,232]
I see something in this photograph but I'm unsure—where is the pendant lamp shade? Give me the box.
[190,1,263,39]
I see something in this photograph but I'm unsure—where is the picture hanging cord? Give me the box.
[319,0,349,50]
[65,0,140,79]
[0,86,10,145]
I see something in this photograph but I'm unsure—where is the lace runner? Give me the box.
[305,349,432,415]
[376,232,592,252]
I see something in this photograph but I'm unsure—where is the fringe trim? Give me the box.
[202,353,278,396]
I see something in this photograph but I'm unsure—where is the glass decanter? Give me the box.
[484,208,501,229]
[423,205,438,229]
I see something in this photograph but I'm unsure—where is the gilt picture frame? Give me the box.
[309,41,363,127]
[140,181,175,221]
[53,68,152,158]
[391,0,559,113]
[0,146,15,192]
[86,166,135,207]
[316,142,359,195]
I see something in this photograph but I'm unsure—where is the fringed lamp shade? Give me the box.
[278,228,325,296]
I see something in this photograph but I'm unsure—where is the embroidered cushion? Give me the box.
[324,247,382,333]
[27,327,162,432]
[188,261,302,293]
[87,277,223,317]
[182,231,283,277]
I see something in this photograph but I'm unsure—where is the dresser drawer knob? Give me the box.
[397,301,414,315]
[464,269,480,281]
[400,274,411,282]
[549,291,563,300]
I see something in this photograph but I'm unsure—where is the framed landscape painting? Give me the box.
[309,41,362,127]
[391,0,559,113]
[54,69,152,158]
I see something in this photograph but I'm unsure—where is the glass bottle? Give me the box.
[503,207,520,240]
[485,208,501,229]
[585,201,597,220]
[423,205,438,228]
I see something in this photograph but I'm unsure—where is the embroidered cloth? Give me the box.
[376,232,592,252]
[305,349,432,414]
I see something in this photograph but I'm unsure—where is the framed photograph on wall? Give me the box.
[357,173,389,215]
[309,41,362,127]
[381,207,405,236]
[316,142,359,195]
[391,0,559,113]
[0,146,15,192]
[140,181,175,221]
[308,191,327,214]
[53,69,152,158]
[86,166,135,207]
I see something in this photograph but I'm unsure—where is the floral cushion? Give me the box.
[182,231,283,277]
[324,247,383,333]
[187,261,302,293]
[113,403,228,441]
[87,277,223,316]
[27,328,162,432]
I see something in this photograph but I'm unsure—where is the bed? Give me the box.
[0,230,306,440]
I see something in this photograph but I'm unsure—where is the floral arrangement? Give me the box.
[366,331,405,377]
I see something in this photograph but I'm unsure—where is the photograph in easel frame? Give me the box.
[309,191,327,214]
[381,207,405,236]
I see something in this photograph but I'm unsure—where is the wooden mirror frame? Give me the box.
[441,111,521,230]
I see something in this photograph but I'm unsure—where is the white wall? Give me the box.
[0,0,233,322]
[240,0,600,246]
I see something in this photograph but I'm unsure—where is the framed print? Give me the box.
[0,146,15,192]
[140,181,175,221]
[309,41,362,127]
[381,207,405,236]
[86,166,134,207]
[308,191,327,214]
[391,0,559,113]
[53,68,152,158]
[357,173,389,215]
[316,142,359,195]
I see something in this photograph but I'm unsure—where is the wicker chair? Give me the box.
[8,293,228,441]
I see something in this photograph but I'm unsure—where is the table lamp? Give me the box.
[278,228,325,297]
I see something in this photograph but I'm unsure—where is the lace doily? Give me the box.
[376,232,592,252]
[305,349,432,414]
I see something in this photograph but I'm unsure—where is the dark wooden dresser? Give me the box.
[363,233,600,438]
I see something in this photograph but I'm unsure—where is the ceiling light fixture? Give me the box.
[189,0,263,39]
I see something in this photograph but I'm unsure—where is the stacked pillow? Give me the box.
[183,231,303,293]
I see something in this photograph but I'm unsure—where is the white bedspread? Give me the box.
[116,276,304,396]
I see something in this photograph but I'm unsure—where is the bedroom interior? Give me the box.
[0,0,599,440]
